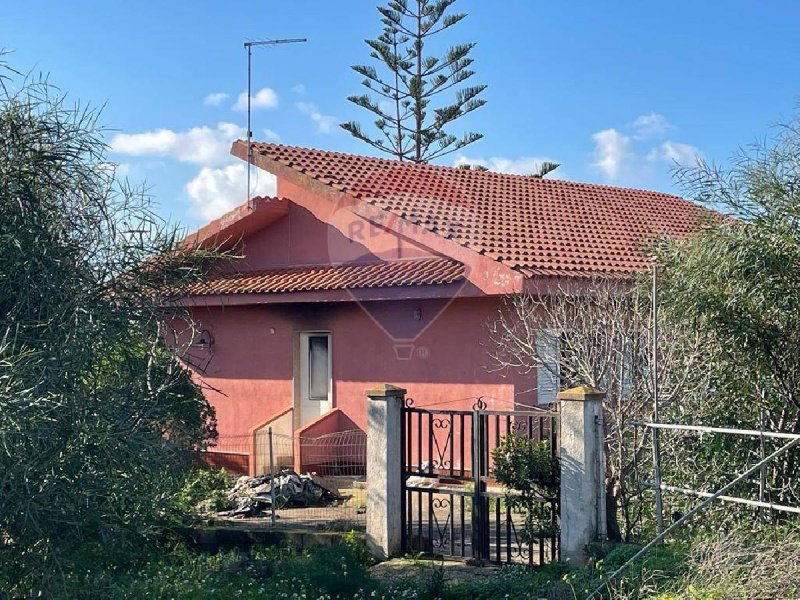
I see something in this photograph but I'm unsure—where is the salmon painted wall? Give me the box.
[189,173,537,462]
[190,295,537,442]
[227,179,437,275]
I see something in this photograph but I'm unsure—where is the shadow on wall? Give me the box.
[189,296,535,390]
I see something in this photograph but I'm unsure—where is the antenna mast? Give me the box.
[245,38,306,206]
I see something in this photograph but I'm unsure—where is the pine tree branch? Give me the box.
[340,121,399,158]
[345,0,487,163]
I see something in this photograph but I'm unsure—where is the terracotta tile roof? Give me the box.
[187,257,465,296]
[245,142,715,278]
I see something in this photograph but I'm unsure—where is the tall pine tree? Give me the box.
[342,0,487,163]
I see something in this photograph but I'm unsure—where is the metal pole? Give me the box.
[650,262,665,535]
[268,426,276,525]
[634,421,800,441]
[585,435,800,600]
[471,409,482,560]
[595,413,607,539]
[246,43,252,206]
[650,483,800,516]
[242,38,307,206]
[758,389,767,522]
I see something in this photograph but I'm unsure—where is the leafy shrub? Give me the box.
[174,467,235,514]
[493,434,559,496]
[492,433,559,539]
[342,529,375,567]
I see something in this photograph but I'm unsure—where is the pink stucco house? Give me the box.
[182,141,708,475]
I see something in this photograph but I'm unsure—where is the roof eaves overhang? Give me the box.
[180,280,481,307]
[182,196,290,251]
[520,272,635,297]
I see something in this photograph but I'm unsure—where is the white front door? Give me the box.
[299,332,332,426]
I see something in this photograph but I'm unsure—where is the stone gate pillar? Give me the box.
[558,385,606,564]
[365,383,406,559]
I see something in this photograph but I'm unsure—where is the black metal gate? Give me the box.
[400,398,560,565]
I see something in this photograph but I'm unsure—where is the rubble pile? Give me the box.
[220,469,340,517]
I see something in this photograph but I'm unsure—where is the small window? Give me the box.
[307,334,330,401]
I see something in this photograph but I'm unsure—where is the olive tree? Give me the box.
[488,281,707,540]
[655,119,800,515]
[0,66,219,593]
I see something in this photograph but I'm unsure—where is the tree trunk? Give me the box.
[606,479,623,542]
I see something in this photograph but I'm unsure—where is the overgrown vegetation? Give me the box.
[0,63,220,595]
[488,281,709,541]
[655,118,800,519]
[173,468,236,514]
[28,524,793,599]
[492,433,559,540]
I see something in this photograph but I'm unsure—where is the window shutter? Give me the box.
[536,329,560,405]
[620,339,633,401]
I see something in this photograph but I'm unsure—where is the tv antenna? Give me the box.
[244,38,306,205]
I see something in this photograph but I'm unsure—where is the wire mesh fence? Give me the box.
[204,428,367,530]
[204,434,251,473]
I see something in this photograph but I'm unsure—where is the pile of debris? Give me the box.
[219,469,340,518]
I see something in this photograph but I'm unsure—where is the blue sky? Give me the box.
[3,1,799,230]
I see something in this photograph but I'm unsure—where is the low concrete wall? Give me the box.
[253,408,294,475]
[175,524,362,554]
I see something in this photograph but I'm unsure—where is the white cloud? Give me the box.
[590,115,703,186]
[647,140,702,166]
[203,92,230,107]
[632,113,672,140]
[186,164,276,220]
[296,101,337,134]
[232,87,279,111]
[111,120,283,222]
[111,128,177,156]
[291,83,306,95]
[110,122,243,166]
[263,128,281,142]
[453,154,563,177]
[591,129,634,181]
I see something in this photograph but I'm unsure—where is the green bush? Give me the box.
[492,433,559,540]
[0,60,223,595]
[174,467,235,514]
[342,529,376,567]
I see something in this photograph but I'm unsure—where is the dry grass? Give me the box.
[666,526,800,599]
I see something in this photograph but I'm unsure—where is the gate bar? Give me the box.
[478,409,559,417]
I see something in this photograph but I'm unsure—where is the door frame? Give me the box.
[296,331,333,428]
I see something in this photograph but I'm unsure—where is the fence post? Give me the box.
[366,383,406,559]
[268,426,276,525]
[558,385,606,564]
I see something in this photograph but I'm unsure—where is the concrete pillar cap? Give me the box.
[366,383,407,398]
[557,385,605,401]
